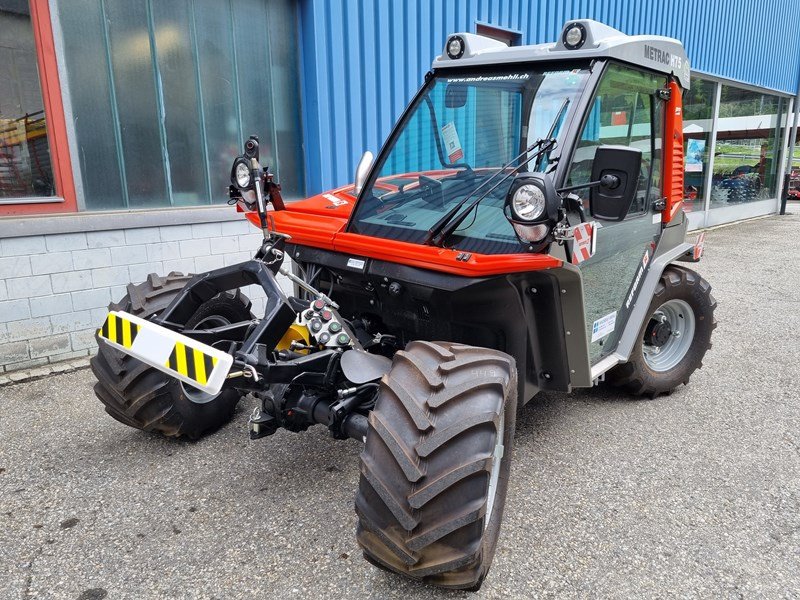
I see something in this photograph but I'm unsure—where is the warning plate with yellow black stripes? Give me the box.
[98,311,233,396]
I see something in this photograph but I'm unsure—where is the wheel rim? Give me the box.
[180,314,231,404]
[485,408,505,529]
[642,299,695,372]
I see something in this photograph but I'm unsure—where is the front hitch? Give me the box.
[152,258,297,357]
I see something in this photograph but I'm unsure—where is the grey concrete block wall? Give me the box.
[0,220,293,373]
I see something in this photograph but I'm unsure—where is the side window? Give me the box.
[567,63,664,216]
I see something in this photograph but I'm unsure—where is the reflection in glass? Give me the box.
[0,1,55,199]
[151,1,208,206]
[710,84,785,208]
[351,65,591,253]
[56,0,303,210]
[682,77,715,213]
[265,0,304,200]
[105,1,168,208]
[567,63,664,215]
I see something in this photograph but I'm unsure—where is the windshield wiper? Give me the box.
[534,98,569,172]
[422,139,547,245]
[423,138,555,246]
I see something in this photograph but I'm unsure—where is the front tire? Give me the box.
[355,341,518,590]
[90,273,252,439]
[608,265,716,396]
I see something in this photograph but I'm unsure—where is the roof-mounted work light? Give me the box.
[562,23,586,49]
[446,35,465,59]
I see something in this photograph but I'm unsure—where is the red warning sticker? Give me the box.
[693,231,706,260]
[441,122,464,163]
[571,222,595,264]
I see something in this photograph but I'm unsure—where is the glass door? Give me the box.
[564,63,667,363]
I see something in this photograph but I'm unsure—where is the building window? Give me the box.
[682,77,715,213]
[56,0,303,211]
[0,0,55,201]
[710,83,786,208]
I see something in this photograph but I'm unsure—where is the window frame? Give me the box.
[348,60,594,235]
[346,62,599,254]
[0,0,77,216]
[559,60,669,220]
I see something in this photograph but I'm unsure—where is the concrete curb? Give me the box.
[0,356,91,387]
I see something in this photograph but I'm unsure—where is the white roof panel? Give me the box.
[433,19,691,89]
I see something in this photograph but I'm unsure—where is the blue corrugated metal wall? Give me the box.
[299,0,800,194]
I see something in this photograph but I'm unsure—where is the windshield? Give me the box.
[349,64,591,254]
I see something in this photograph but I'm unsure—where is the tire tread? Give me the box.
[355,341,517,589]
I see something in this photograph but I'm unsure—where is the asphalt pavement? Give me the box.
[2,213,799,599]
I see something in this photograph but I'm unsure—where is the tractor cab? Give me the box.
[259,19,696,394]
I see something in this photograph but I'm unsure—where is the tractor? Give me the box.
[92,20,716,590]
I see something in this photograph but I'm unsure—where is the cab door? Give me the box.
[564,63,667,364]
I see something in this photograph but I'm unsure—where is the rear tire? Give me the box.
[355,341,518,590]
[90,273,252,439]
[607,265,716,397]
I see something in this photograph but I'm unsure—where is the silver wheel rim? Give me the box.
[643,299,695,372]
[181,315,231,404]
[485,408,505,529]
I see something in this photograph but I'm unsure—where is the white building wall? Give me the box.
[0,220,292,373]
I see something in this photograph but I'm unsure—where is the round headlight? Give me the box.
[563,23,586,49]
[235,162,252,188]
[446,36,465,59]
[511,184,546,221]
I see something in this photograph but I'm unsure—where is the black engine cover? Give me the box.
[288,244,571,404]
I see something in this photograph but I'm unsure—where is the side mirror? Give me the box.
[354,151,374,195]
[589,145,642,221]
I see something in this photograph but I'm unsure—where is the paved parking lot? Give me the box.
[2,214,799,599]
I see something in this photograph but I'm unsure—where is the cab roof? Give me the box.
[432,19,691,89]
